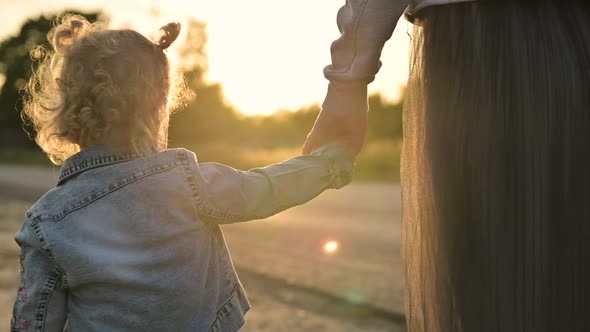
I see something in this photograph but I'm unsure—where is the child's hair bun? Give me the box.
[156,22,181,50]
[50,16,92,55]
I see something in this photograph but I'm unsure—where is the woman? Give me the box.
[305,0,590,330]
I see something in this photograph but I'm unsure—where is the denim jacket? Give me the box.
[322,0,474,114]
[10,144,352,332]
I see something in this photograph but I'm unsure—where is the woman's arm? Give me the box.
[303,0,408,156]
[322,0,408,115]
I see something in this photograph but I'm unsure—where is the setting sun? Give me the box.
[0,0,410,116]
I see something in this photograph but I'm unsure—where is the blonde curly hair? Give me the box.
[23,15,183,165]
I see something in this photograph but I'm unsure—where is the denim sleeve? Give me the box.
[190,144,353,224]
[11,221,67,332]
[322,0,408,114]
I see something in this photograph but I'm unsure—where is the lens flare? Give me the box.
[323,240,339,254]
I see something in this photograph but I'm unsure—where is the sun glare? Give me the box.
[323,240,339,254]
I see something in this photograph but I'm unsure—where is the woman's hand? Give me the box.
[302,109,368,157]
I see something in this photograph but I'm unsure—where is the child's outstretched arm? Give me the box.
[11,221,68,331]
[188,143,353,223]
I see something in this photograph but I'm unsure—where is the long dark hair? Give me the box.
[402,1,590,331]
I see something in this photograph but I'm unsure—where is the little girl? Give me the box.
[11,16,353,331]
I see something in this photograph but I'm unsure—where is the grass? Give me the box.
[0,139,401,182]
[0,148,51,166]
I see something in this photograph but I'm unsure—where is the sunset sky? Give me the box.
[1,0,411,115]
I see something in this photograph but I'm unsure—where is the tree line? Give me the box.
[0,11,403,153]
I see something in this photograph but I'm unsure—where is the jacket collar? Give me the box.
[57,145,154,186]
